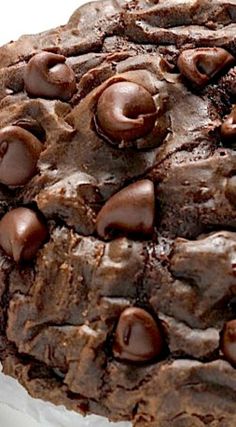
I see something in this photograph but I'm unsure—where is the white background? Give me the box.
[0,0,82,46]
[0,1,130,427]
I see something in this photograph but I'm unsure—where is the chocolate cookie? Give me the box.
[0,1,236,426]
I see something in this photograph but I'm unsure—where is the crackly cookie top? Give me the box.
[0,1,236,427]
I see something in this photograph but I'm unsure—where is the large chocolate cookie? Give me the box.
[0,1,236,426]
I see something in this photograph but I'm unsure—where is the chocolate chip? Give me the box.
[221,106,236,142]
[96,81,157,144]
[24,52,76,101]
[96,179,155,240]
[113,307,163,362]
[177,48,235,87]
[221,320,236,366]
[0,125,42,186]
[0,207,48,262]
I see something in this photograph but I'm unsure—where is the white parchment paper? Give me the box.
[0,368,130,427]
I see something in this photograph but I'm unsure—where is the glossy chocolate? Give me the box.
[96,179,155,240]
[96,81,157,143]
[221,106,236,142]
[177,48,235,87]
[113,307,163,362]
[24,52,76,101]
[0,208,48,262]
[221,320,236,366]
[0,125,42,186]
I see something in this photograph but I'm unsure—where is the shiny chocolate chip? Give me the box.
[177,48,235,87]
[221,106,236,142]
[221,319,236,366]
[24,52,76,101]
[0,125,42,186]
[96,179,155,240]
[96,81,157,144]
[0,207,48,262]
[113,307,163,362]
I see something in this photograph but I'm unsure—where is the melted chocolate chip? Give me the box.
[24,52,76,101]
[96,179,155,240]
[221,320,236,366]
[221,106,236,142]
[96,81,157,144]
[0,208,48,262]
[113,307,163,362]
[177,48,235,87]
[0,125,42,186]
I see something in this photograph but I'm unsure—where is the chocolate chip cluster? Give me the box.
[1,42,235,365]
[0,0,236,425]
[0,51,76,261]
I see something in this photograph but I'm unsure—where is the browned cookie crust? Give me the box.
[0,1,236,426]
